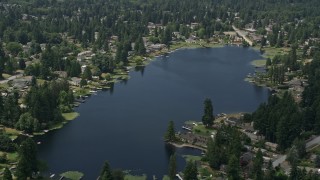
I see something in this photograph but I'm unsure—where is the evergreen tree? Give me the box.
[83,67,92,80]
[80,78,87,87]
[3,167,13,180]
[115,43,128,64]
[115,44,123,63]
[292,138,306,159]
[16,138,38,180]
[206,138,224,169]
[168,154,176,180]
[15,112,39,133]
[161,28,172,46]
[18,59,26,70]
[58,91,72,113]
[2,94,21,127]
[135,37,146,55]
[227,155,240,180]
[202,98,214,127]
[164,121,176,142]
[289,163,298,180]
[264,161,275,180]
[100,161,113,180]
[0,95,3,119]
[0,131,15,152]
[287,146,298,166]
[31,76,37,86]
[183,161,197,180]
[112,170,124,180]
[266,58,272,66]
[252,149,263,180]
[0,44,5,79]
[315,155,320,168]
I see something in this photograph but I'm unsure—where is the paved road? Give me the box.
[273,154,287,168]
[306,136,320,150]
[232,25,253,46]
[0,74,22,84]
[272,136,320,168]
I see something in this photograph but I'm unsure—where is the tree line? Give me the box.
[0,79,74,134]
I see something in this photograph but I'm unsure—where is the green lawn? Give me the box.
[36,79,46,85]
[73,87,90,97]
[62,112,80,121]
[7,152,18,162]
[0,83,9,90]
[170,41,224,51]
[4,127,20,140]
[185,121,215,136]
[124,174,147,180]
[2,74,11,79]
[183,155,202,162]
[261,47,290,59]
[60,171,84,180]
[299,159,314,168]
[162,175,170,180]
[311,145,320,155]
[251,59,266,67]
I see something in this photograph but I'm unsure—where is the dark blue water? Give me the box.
[36,47,270,179]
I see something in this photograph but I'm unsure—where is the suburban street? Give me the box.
[273,136,320,169]
[0,74,23,84]
[232,25,253,46]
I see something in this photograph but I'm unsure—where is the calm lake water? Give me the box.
[36,47,270,179]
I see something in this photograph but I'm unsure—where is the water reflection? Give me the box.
[134,66,145,76]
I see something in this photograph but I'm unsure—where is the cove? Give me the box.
[36,46,270,179]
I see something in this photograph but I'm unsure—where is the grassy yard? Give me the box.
[162,175,170,180]
[251,59,266,67]
[2,74,11,79]
[62,112,80,121]
[0,83,9,90]
[170,41,224,51]
[0,151,19,162]
[183,155,202,162]
[4,127,20,140]
[73,87,90,97]
[311,145,320,155]
[185,121,215,136]
[124,174,147,180]
[299,159,314,168]
[198,165,222,180]
[60,171,84,180]
[261,47,290,59]
[7,152,18,162]
[36,79,46,85]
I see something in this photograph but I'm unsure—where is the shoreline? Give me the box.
[11,41,226,138]
[168,142,207,152]
[1,41,271,171]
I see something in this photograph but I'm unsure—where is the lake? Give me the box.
[36,46,270,179]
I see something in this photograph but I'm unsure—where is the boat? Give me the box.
[182,126,192,131]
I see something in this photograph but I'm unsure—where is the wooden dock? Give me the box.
[176,174,183,180]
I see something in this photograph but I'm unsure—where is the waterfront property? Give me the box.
[35,47,269,179]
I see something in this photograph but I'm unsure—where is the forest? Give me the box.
[0,0,319,80]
